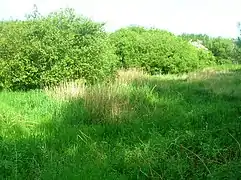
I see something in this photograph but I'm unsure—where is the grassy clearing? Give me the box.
[1,65,241,179]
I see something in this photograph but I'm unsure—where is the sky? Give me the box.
[1,0,241,38]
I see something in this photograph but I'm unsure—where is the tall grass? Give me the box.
[45,69,148,123]
[1,65,241,179]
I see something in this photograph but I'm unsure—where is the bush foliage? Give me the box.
[180,33,236,64]
[1,7,239,90]
[110,26,216,74]
[0,8,117,90]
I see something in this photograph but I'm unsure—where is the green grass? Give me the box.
[1,65,241,179]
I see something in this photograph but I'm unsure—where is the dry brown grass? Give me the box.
[44,69,146,123]
[186,67,233,81]
[44,80,86,101]
[45,67,231,123]
[45,68,146,100]
[116,68,147,84]
[83,84,132,123]
[187,68,218,81]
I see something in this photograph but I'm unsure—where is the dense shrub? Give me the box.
[233,46,241,64]
[0,8,118,90]
[196,49,216,67]
[208,38,235,64]
[180,33,236,64]
[110,27,215,74]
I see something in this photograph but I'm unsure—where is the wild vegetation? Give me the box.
[0,7,241,179]
[110,26,216,75]
[0,8,117,90]
[180,33,240,64]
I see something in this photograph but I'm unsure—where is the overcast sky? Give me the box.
[1,0,241,38]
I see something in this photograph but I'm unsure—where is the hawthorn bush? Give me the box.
[196,49,216,67]
[0,8,117,90]
[110,27,215,74]
[209,38,235,64]
[180,33,236,64]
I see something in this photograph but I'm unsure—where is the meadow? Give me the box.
[1,7,241,180]
[1,65,241,179]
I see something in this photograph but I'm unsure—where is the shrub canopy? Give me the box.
[110,27,216,74]
[0,8,118,90]
[180,33,236,64]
